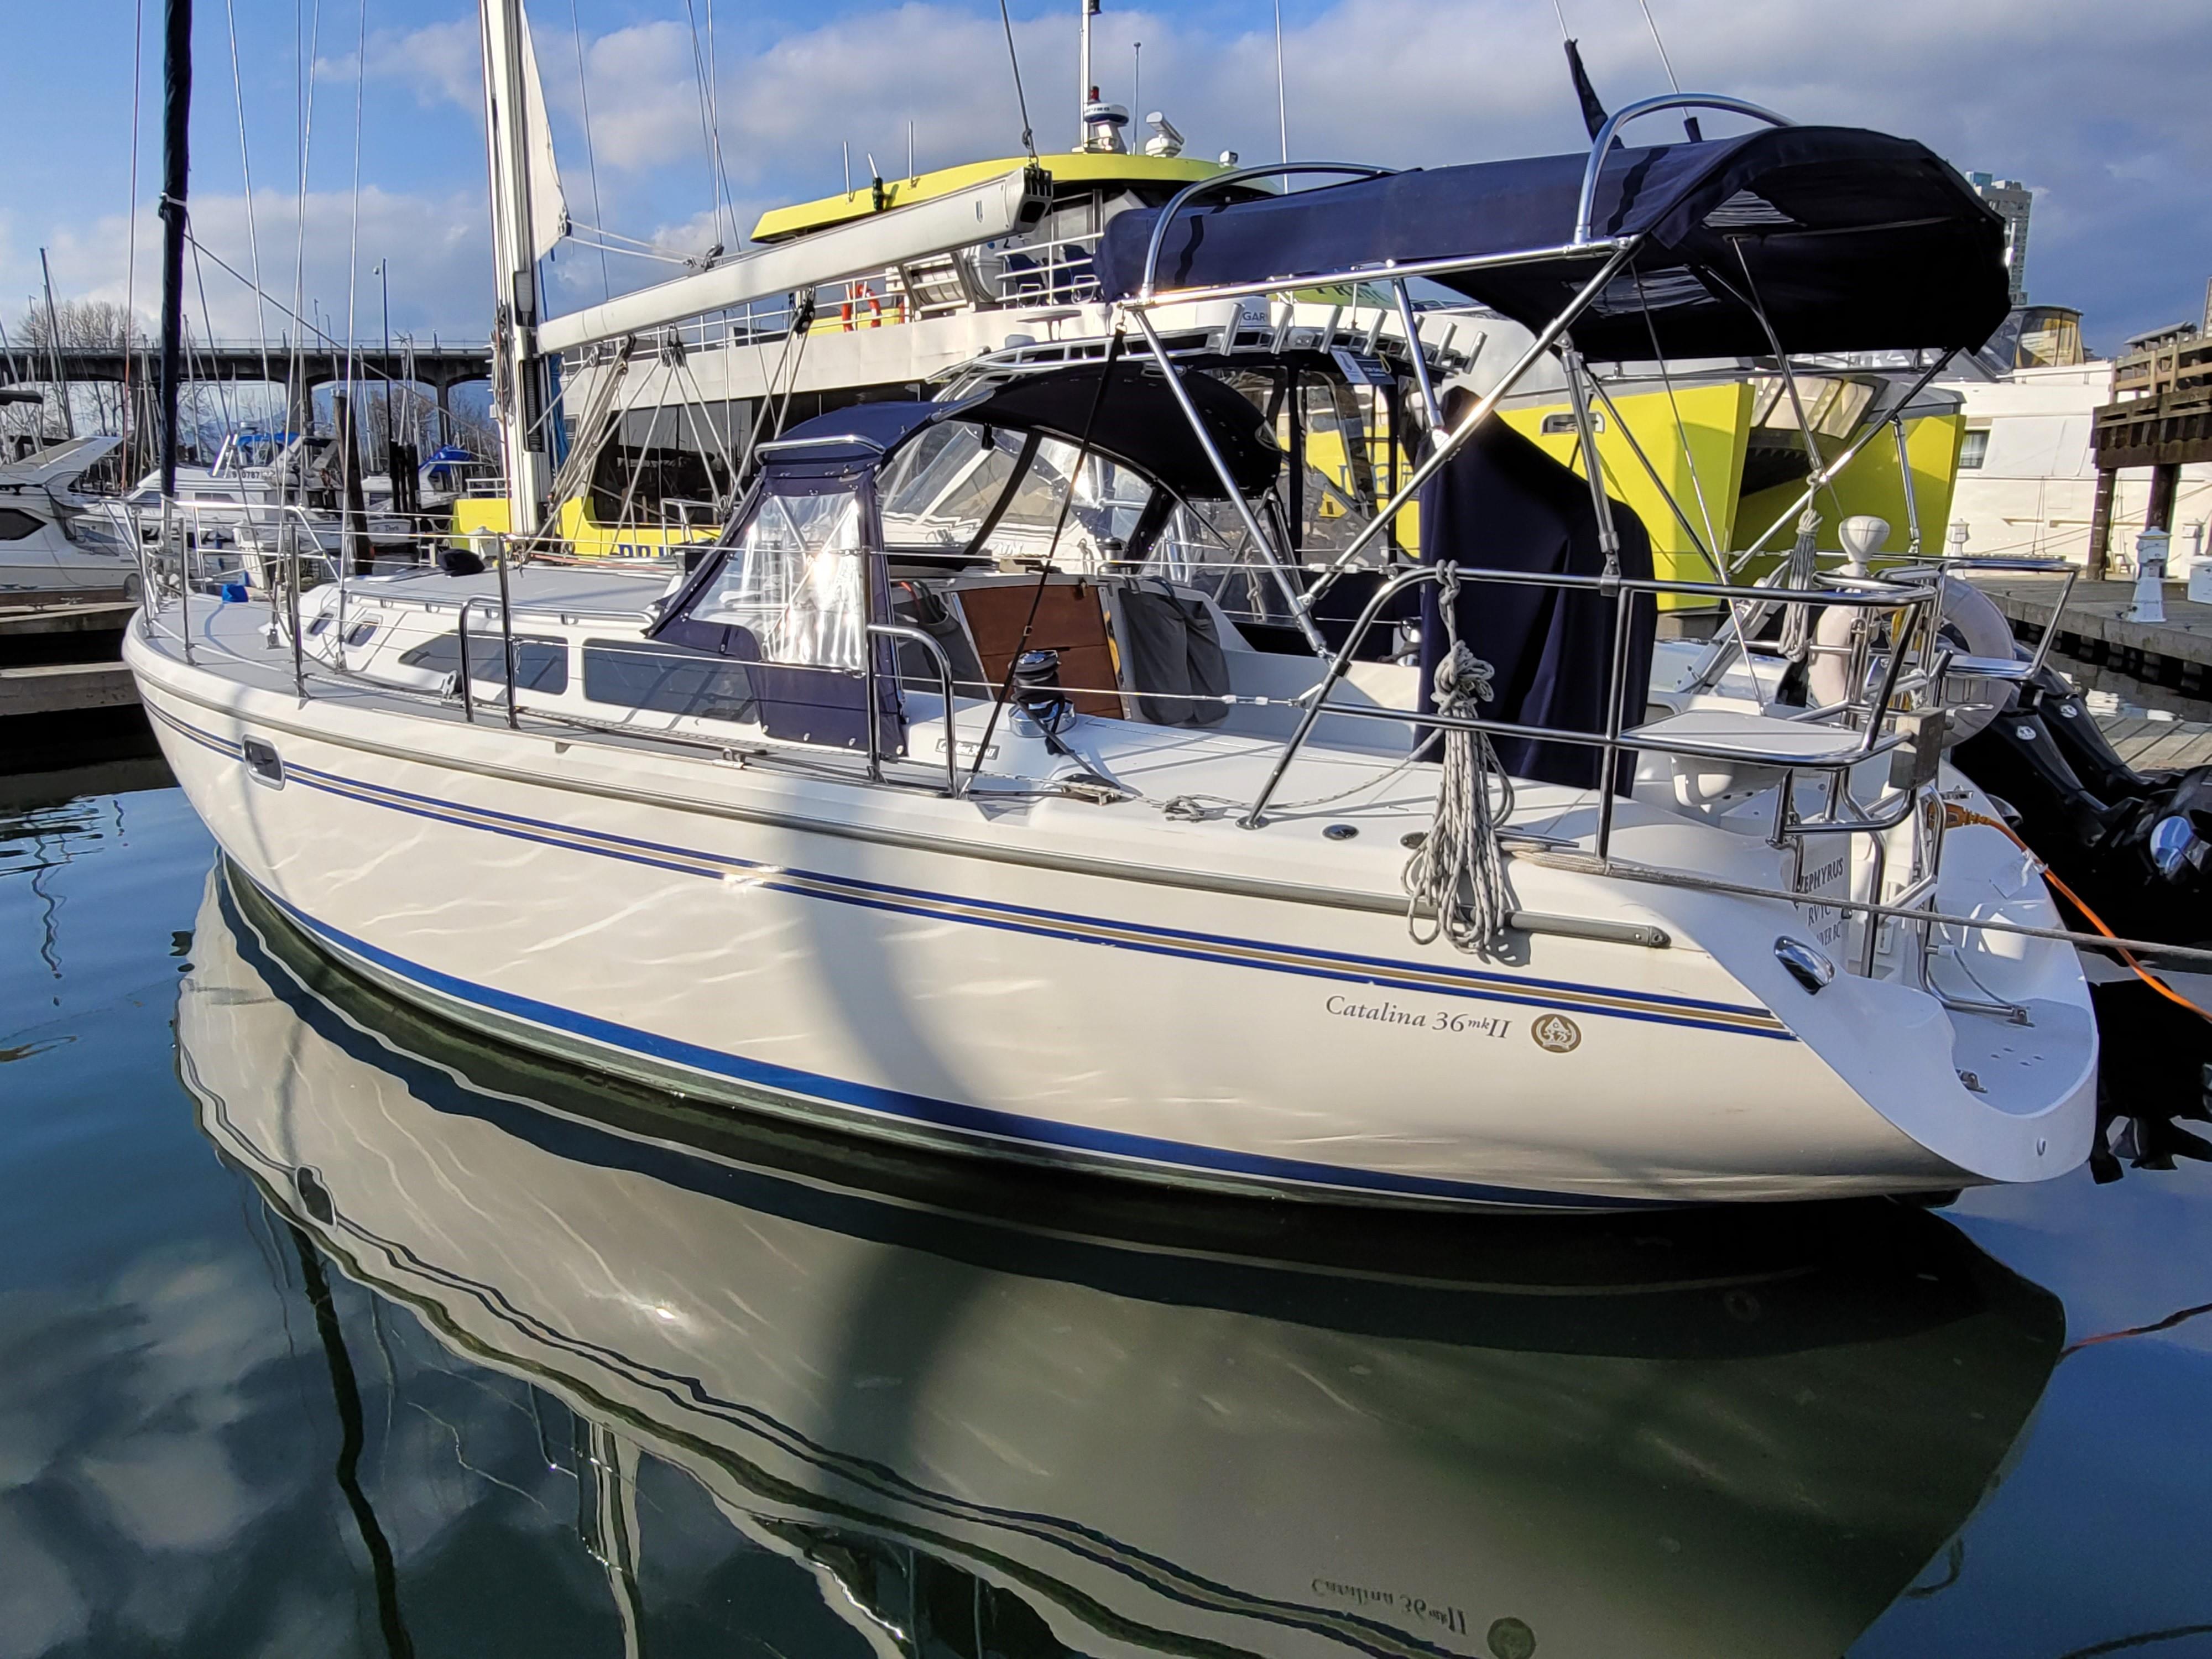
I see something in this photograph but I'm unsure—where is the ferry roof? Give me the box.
[749,152,1230,244]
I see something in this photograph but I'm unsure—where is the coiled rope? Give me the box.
[1405,564,1515,953]
[1776,507,1822,662]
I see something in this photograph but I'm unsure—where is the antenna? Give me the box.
[1133,40,1141,126]
[1272,0,1288,164]
[842,140,852,197]
[1079,0,1098,149]
[1632,0,1702,138]
[907,119,916,183]
[1636,0,1682,91]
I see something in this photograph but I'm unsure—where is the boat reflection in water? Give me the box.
[180,863,2063,1659]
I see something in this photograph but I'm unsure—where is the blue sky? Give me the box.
[3,0,2209,355]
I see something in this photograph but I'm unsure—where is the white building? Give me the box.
[1945,359,2212,568]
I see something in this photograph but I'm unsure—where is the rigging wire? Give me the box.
[121,0,146,480]
[1634,0,1682,92]
[190,237,238,437]
[227,0,275,400]
[994,0,1039,163]
[566,0,611,300]
[341,0,367,527]
[1631,0,1700,140]
[680,0,734,250]
[1271,0,1288,166]
[289,0,325,469]
[705,0,734,244]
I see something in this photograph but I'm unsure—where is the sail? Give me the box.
[518,7,568,261]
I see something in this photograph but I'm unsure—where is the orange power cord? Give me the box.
[1941,802,2212,1025]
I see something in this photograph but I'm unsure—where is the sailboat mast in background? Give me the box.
[156,0,192,503]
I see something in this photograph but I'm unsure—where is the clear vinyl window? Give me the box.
[684,478,868,669]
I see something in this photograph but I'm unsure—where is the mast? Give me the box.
[478,0,551,539]
[157,0,192,497]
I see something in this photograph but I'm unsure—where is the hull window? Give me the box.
[398,632,571,695]
[581,639,755,722]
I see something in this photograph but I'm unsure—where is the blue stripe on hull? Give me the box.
[252,879,1666,1212]
[145,701,1794,1044]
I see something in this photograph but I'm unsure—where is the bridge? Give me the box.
[0,340,492,399]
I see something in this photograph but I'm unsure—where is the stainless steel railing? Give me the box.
[1240,559,1937,852]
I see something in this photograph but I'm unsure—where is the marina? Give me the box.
[4,0,2212,1650]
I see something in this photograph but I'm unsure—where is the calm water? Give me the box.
[4,771,2211,1659]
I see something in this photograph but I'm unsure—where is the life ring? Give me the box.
[1807,571,2019,739]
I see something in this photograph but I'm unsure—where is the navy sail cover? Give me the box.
[1094,126,2011,359]
[763,366,1280,499]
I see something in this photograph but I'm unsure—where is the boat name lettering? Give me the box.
[1795,851,1851,952]
[1308,1577,1470,1637]
[1324,994,1509,1039]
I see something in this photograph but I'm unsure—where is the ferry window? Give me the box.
[398,631,570,693]
[685,478,867,668]
[191,490,241,503]
[1959,429,1990,470]
[581,638,755,721]
[0,508,41,541]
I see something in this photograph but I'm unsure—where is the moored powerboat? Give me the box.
[0,435,141,597]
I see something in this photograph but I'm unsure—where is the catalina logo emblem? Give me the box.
[1531,1013,1582,1053]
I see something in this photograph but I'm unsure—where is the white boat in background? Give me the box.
[180,859,2065,1658]
[0,434,142,597]
[121,429,415,571]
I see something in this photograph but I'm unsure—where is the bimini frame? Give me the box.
[1095,96,2136,982]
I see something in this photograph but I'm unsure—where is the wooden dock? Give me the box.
[0,599,139,719]
[1965,573,2212,694]
[0,660,140,718]
[0,596,146,771]
[2097,716,2212,772]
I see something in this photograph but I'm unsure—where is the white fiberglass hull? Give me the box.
[129,597,2095,1208]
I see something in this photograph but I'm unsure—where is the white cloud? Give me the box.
[16,186,491,341]
[0,1503,87,1659]
[321,19,482,113]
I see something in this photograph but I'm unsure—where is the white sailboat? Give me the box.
[126,2,2105,1207]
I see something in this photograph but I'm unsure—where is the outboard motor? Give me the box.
[1945,638,2212,1181]
[1952,661,2212,947]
